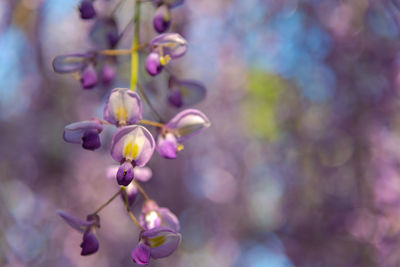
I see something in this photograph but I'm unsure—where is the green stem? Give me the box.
[130,0,141,91]
[91,188,122,215]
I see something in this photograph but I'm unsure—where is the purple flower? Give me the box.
[111,125,155,167]
[140,200,180,231]
[103,88,143,126]
[81,65,98,89]
[153,5,171,34]
[146,33,187,76]
[57,211,100,256]
[90,17,119,49]
[52,53,94,74]
[156,109,210,158]
[168,76,206,108]
[121,166,153,206]
[63,120,103,151]
[131,226,181,265]
[79,0,96,20]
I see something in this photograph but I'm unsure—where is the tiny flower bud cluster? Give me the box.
[55,0,210,265]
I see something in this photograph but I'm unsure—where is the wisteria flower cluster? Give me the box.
[54,0,210,265]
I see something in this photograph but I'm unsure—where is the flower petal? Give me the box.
[52,54,91,74]
[63,120,103,148]
[116,162,135,186]
[110,125,155,166]
[150,33,188,59]
[145,52,163,76]
[156,133,178,159]
[131,242,151,265]
[81,65,98,89]
[168,77,206,107]
[121,181,138,207]
[134,166,153,182]
[57,210,91,233]
[158,208,180,232]
[166,109,210,141]
[80,230,99,256]
[103,88,143,126]
[79,0,96,19]
[141,227,181,259]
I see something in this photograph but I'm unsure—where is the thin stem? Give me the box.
[137,82,164,122]
[100,44,149,56]
[130,0,141,90]
[122,187,130,211]
[139,119,165,128]
[110,0,125,16]
[132,180,150,201]
[129,211,144,230]
[91,188,122,215]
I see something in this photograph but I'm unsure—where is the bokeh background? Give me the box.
[2,0,400,266]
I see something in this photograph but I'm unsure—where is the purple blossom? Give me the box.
[131,226,181,265]
[153,0,184,8]
[139,200,180,231]
[57,211,100,256]
[153,5,171,34]
[156,109,210,158]
[110,125,155,167]
[103,88,143,126]
[79,0,96,20]
[63,120,103,151]
[146,33,187,76]
[168,76,206,108]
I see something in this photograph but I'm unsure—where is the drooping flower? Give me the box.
[103,88,143,126]
[139,200,180,231]
[111,126,155,185]
[145,33,187,76]
[52,53,100,89]
[153,5,171,33]
[168,76,206,108]
[131,226,181,265]
[101,61,117,84]
[156,109,210,158]
[57,211,100,256]
[79,0,96,20]
[63,120,104,151]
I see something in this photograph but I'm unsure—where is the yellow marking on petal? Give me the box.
[116,105,128,123]
[177,144,184,151]
[123,141,140,160]
[149,235,166,248]
[160,55,171,66]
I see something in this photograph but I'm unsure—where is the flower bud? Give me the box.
[82,129,101,150]
[81,65,98,89]
[80,230,99,256]
[153,5,171,34]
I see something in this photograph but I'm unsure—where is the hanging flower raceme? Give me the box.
[168,76,206,108]
[57,211,101,256]
[63,119,104,151]
[157,109,210,159]
[139,200,180,231]
[145,33,188,76]
[103,88,143,127]
[111,126,155,186]
[131,226,181,265]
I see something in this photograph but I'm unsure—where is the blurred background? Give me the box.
[2,0,400,266]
